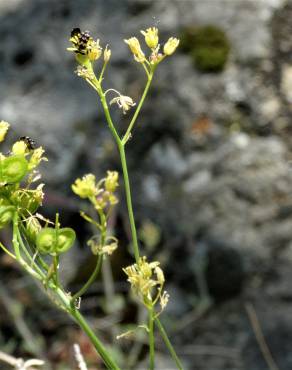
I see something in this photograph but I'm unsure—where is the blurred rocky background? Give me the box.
[2,0,292,369]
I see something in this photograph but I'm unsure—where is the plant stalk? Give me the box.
[118,143,140,263]
[148,308,155,370]
[71,255,103,303]
[155,318,184,370]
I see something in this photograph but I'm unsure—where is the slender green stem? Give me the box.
[97,84,140,262]
[71,309,120,369]
[71,255,103,304]
[148,308,155,370]
[99,61,109,83]
[12,214,21,261]
[118,143,140,263]
[101,96,121,143]
[53,287,120,370]
[141,62,150,78]
[53,255,60,286]
[0,241,16,259]
[122,70,154,145]
[155,318,184,370]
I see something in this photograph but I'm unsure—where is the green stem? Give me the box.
[122,71,154,145]
[155,318,184,370]
[53,255,60,286]
[99,89,121,144]
[0,241,16,259]
[71,255,103,304]
[54,287,120,370]
[72,309,120,370]
[97,85,140,262]
[148,308,155,370]
[118,143,140,263]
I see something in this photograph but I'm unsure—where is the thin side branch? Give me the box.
[245,303,280,370]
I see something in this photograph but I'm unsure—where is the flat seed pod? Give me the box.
[56,228,76,253]
[36,227,56,254]
[0,205,15,229]
[1,155,28,183]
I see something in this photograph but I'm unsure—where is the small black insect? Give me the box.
[19,136,36,150]
[71,27,81,38]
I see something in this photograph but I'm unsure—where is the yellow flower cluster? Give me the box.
[123,256,169,311]
[124,27,179,65]
[72,171,119,210]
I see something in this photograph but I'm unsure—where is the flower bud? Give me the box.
[105,171,119,193]
[0,121,9,142]
[124,37,146,63]
[28,147,47,170]
[163,37,180,56]
[104,46,111,63]
[12,141,27,155]
[141,27,159,49]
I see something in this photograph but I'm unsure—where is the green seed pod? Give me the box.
[56,228,76,253]
[1,155,28,184]
[36,227,56,255]
[0,205,15,229]
[36,227,76,255]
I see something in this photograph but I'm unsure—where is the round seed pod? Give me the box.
[36,228,56,255]
[0,205,15,229]
[1,155,28,184]
[55,228,76,253]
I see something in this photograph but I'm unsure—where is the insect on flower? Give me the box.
[69,28,91,55]
[19,136,36,150]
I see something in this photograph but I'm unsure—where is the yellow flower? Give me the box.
[105,171,119,192]
[28,147,47,170]
[87,39,102,61]
[141,27,159,49]
[12,141,27,155]
[124,37,146,63]
[123,256,165,306]
[72,174,97,199]
[163,37,180,56]
[0,121,9,142]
